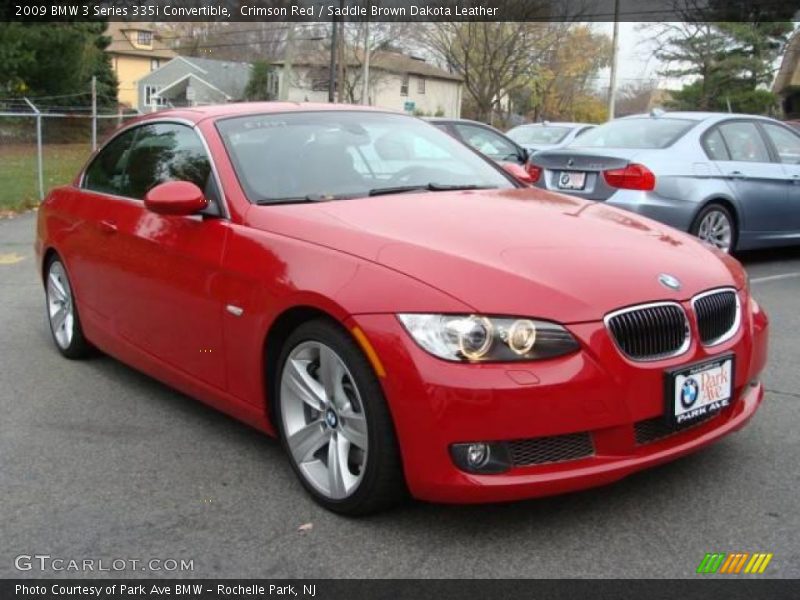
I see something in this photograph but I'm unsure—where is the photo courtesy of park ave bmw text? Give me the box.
[1,0,799,596]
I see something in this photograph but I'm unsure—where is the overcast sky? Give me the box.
[594,22,666,91]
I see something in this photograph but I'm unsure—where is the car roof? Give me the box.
[424,117,498,127]
[509,122,592,129]
[618,111,779,123]
[129,102,395,126]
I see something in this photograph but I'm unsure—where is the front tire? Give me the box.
[274,319,405,515]
[690,204,737,253]
[45,255,93,359]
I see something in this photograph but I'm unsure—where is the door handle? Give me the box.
[727,171,746,179]
[99,220,118,234]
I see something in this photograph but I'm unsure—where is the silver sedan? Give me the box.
[530,112,800,253]
[507,122,596,154]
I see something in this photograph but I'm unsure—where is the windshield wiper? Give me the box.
[368,183,492,197]
[255,194,340,205]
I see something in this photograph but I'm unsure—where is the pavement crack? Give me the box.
[766,388,800,399]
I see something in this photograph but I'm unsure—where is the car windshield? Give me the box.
[507,125,570,145]
[216,111,514,204]
[572,118,696,149]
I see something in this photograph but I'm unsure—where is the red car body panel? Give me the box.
[35,103,768,504]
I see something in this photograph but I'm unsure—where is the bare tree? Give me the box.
[156,22,325,63]
[417,22,566,122]
[340,21,414,104]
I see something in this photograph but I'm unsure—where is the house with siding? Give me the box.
[105,22,176,109]
[272,50,463,118]
[136,56,252,113]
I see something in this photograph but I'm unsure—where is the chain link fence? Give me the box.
[0,102,141,214]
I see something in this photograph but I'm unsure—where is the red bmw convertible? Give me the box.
[36,104,768,514]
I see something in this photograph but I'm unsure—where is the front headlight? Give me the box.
[397,314,580,362]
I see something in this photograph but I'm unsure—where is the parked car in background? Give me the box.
[529,112,800,253]
[506,122,595,154]
[426,117,537,182]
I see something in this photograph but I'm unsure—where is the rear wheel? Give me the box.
[691,204,737,253]
[274,319,405,515]
[45,255,93,359]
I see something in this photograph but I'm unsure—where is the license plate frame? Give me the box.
[664,354,735,427]
[556,171,587,190]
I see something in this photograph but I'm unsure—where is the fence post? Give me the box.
[23,97,44,202]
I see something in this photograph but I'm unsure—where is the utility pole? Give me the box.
[328,19,338,103]
[360,9,371,104]
[280,24,296,101]
[607,0,620,120]
[91,75,97,151]
[336,0,346,103]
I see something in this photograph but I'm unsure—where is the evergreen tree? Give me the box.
[652,21,793,114]
[0,23,118,107]
[244,61,275,102]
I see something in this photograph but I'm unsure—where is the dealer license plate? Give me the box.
[666,356,734,426]
[556,171,586,190]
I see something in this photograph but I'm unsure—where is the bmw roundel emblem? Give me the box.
[680,378,700,409]
[658,273,682,291]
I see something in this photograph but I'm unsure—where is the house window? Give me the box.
[144,85,166,109]
[137,31,153,46]
[150,58,160,71]
[311,77,330,92]
[417,76,426,94]
[400,74,409,96]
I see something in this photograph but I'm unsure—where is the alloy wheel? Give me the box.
[697,209,733,252]
[47,261,74,350]
[279,341,369,500]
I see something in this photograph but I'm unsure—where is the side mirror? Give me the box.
[144,181,208,216]
[502,162,535,185]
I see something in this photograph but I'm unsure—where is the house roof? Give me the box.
[105,22,177,60]
[774,30,800,94]
[142,56,252,100]
[273,50,463,83]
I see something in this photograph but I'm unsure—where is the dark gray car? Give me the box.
[531,112,800,253]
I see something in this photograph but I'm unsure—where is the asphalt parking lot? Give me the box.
[1,211,798,579]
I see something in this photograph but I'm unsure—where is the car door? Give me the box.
[99,121,229,389]
[759,121,800,234]
[713,120,789,233]
[451,122,527,166]
[75,127,140,324]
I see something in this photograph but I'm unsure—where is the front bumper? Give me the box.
[350,293,768,503]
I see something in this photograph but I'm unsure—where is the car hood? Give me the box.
[248,188,744,323]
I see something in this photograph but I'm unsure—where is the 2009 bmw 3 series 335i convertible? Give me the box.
[36,104,768,514]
